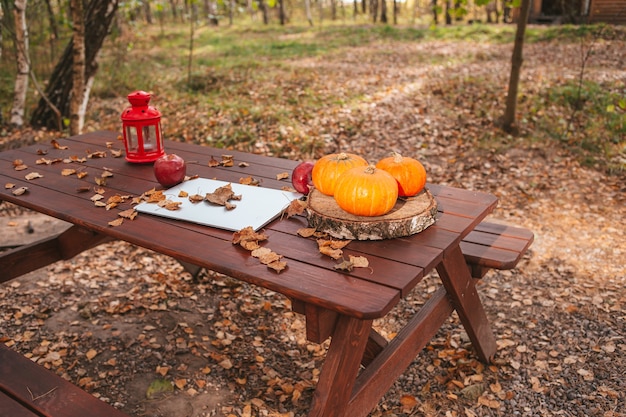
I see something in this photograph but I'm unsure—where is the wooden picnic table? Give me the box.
[0,131,532,417]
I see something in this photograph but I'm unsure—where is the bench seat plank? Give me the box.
[461,222,534,277]
[0,344,129,417]
[0,391,41,417]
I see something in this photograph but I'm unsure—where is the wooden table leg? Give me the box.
[308,315,373,417]
[436,244,497,363]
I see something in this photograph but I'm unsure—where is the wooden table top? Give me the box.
[0,131,497,320]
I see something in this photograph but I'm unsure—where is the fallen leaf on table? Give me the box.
[108,218,124,227]
[297,228,317,238]
[285,199,307,218]
[158,199,183,211]
[13,159,27,170]
[51,139,68,150]
[333,259,354,271]
[276,172,289,180]
[87,150,107,159]
[5,183,15,189]
[25,172,43,180]
[220,155,234,167]
[232,226,268,250]
[188,193,204,203]
[61,168,76,176]
[267,260,287,273]
[205,183,241,210]
[208,156,220,167]
[239,176,260,186]
[349,255,369,268]
[12,186,28,196]
[118,208,138,220]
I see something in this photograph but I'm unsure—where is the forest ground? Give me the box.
[1,28,625,417]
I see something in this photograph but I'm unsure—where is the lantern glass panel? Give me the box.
[126,126,138,152]
[143,125,157,150]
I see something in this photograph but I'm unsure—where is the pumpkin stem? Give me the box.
[337,152,349,160]
[364,164,377,174]
[391,152,403,163]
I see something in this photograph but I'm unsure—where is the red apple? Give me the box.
[154,154,186,188]
[291,161,315,195]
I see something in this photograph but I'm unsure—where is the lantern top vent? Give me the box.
[122,90,161,121]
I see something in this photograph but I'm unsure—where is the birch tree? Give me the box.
[30,0,119,130]
[10,0,29,127]
[69,0,85,135]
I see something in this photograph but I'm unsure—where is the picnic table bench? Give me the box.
[1,131,533,417]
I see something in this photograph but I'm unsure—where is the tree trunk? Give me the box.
[279,0,286,24]
[10,0,29,127]
[305,0,313,25]
[69,0,85,135]
[30,0,118,130]
[142,0,152,23]
[432,0,438,24]
[502,0,531,133]
[380,0,387,23]
[258,0,269,24]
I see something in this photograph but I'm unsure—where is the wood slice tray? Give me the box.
[306,188,438,240]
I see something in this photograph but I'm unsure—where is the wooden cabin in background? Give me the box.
[511,0,626,25]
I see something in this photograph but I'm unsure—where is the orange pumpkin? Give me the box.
[312,152,368,196]
[333,165,398,217]
[375,152,427,197]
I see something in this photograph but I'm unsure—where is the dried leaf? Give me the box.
[276,172,289,180]
[319,245,343,260]
[110,149,123,158]
[238,162,249,167]
[232,226,268,247]
[108,218,124,227]
[13,159,27,170]
[285,199,307,218]
[267,260,287,273]
[205,183,241,209]
[61,168,76,176]
[76,171,88,179]
[221,155,234,167]
[76,185,91,193]
[178,190,189,198]
[239,176,260,186]
[51,139,68,149]
[333,259,354,271]
[25,172,43,180]
[12,186,28,196]
[118,208,138,220]
[297,228,317,238]
[87,150,107,159]
[85,349,98,360]
[5,183,15,189]
[349,255,369,268]
[188,193,204,203]
[208,156,220,167]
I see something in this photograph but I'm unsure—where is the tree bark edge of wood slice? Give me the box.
[306,188,438,240]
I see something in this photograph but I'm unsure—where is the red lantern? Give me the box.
[121,91,165,163]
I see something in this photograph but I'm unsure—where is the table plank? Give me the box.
[0,391,41,417]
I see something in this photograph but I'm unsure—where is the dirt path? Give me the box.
[1,36,625,417]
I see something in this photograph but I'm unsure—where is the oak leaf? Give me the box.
[205,183,241,210]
